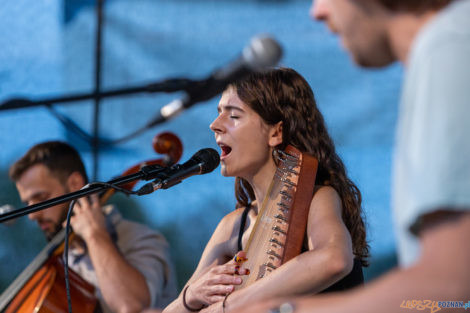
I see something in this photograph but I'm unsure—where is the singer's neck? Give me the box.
[244,157,277,215]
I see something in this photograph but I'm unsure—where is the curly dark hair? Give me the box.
[231,68,369,266]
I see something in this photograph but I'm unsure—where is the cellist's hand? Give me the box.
[67,194,109,243]
[184,251,250,309]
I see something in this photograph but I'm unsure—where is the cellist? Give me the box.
[8,141,178,312]
[161,68,369,313]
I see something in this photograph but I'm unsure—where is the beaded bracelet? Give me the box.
[182,285,205,312]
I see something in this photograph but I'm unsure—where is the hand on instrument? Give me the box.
[67,194,108,243]
[185,251,250,309]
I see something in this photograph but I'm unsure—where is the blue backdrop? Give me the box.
[0,0,402,291]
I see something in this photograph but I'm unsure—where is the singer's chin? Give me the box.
[219,163,230,177]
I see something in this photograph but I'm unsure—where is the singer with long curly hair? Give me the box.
[162,67,369,313]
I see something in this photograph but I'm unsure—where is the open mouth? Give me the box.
[219,144,232,158]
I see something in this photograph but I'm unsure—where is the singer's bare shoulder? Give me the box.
[217,206,247,237]
[210,206,251,258]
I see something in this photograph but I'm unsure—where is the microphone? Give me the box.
[0,204,17,225]
[137,148,220,195]
[149,35,283,126]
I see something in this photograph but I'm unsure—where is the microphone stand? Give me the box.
[0,163,168,224]
[92,0,105,182]
[0,78,198,149]
[0,78,195,111]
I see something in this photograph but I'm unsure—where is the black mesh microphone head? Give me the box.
[193,148,220,174]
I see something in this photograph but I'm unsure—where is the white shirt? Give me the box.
[393,0,470,267]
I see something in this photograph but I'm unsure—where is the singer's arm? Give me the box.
[164,186,353,313]
[162,209,248,313]
[232,210,470,313]
[201,186,353,313]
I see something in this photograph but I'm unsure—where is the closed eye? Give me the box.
[26,192,50,205]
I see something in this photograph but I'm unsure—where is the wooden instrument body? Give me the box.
[5,256,96,313]
[0,229,97,313]
[235,146,318,290]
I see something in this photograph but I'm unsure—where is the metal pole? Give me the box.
[92,0,104,180]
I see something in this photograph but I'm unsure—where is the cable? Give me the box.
[64,199,76,313]
[63,182,139,313]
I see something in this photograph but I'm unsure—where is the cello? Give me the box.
[0,132,183,313]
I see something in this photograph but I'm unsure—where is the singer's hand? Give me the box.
[67,194,108,243]
[185,251,249,308]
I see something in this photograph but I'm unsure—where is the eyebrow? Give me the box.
[217,105,245,113]
[22,190,49,203]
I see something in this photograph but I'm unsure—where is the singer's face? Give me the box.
[310,0,395,67]
[210,87,279,180]
[16,164,69,241]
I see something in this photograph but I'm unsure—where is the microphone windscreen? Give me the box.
[243,36,283,71]
[193,148,220,174]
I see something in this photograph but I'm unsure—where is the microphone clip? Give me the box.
[136,179,164,196]
[136,163,185,195]
[136,148,219,196]
[139,164,167,180]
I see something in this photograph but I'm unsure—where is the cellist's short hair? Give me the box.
[377,0,452,12]
[9,141,88,184]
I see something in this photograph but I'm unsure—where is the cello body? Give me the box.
[0,228,98,313]
[5,256,96,313]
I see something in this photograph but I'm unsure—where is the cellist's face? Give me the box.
[16,164,69,240]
